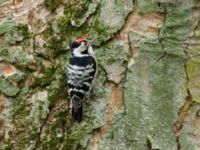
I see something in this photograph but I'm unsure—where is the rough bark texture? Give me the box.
[0,0,200,149]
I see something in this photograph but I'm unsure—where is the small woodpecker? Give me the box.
[67,38,97,123]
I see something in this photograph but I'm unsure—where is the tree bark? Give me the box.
[0,0,200,149]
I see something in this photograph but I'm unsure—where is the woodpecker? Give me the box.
[67,38,97,123]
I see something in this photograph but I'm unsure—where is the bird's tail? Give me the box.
[72,96,83,123]
[72,105,82,123]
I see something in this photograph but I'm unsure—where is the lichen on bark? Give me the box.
[0,0,200,149]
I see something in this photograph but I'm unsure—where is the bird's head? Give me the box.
[71,38,91,55]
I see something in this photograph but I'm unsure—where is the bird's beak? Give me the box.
[87,41,91,47]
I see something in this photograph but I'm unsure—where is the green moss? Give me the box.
[41,110,72,150]
[47,68,67,103]
[16,23,30,39]
[64,0,91,19]
[44,0,64,12]
[0,142,12,150]
[47,36,66,57]
[57,52,69,72]
[43,0,131,55]
[56,17,108,46]
[0,49,10,61]
[42,22,54,39]
[12,87,30,119]
[32,68,56,88]
[6,89,43,149]
[8,131,39,149]
[42,21,68,58]
[0,49,9,57]
[64,4,78,19]
[54,0,129,45]
[57,16,71,31]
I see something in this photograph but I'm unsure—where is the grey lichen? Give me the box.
[28,91,49,127]
[0,0,199,149]
[0,79,20,97]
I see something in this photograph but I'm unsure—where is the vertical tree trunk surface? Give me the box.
[0,0,200,149]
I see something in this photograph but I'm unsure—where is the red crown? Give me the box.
[75,38,86,44]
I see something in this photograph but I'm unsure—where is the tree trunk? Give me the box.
[0,0,200,149]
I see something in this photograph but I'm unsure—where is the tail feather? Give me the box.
[72,106,82,123]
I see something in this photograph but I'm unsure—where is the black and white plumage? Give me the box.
[67,38,97,123]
